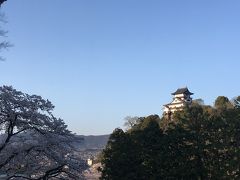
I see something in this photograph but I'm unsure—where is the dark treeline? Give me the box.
[99,96,240,180]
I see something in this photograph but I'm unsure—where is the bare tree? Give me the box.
[0,0,11,61]
[0,0,7,7]
[0,86,86,179]
[123,116,141,130]
[0,13,11,61]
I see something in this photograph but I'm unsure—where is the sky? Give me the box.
[0,0,240,135]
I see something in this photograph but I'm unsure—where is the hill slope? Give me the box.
[76,134,109,150]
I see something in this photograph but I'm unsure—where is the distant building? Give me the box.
[163,87,193,119]
[87,158,93,166]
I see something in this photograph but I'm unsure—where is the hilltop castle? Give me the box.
[163,87,193,118]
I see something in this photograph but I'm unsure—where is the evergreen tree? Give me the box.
[100,128,140,180]
[100,96,240,179]
[129,115,164,179]
[214,96,233,110]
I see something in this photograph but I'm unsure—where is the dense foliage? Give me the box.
[100,96,240,179]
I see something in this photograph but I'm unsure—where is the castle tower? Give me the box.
[163,87,193,118]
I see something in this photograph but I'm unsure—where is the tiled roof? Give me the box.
[171,87,193,95]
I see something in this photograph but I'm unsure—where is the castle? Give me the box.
[163,87,193,118]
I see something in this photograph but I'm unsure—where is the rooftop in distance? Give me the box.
[171,87,194,95]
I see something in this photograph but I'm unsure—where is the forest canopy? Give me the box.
[100,96,240,179]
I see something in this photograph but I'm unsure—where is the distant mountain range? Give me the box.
[76,135,110,150]
[0,133,110,150]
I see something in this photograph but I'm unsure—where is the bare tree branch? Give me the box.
[0,86,86,179]
[0,0,7,7]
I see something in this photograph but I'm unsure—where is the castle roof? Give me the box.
[171,87,193,95]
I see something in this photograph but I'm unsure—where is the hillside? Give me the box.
[76,134,109,150]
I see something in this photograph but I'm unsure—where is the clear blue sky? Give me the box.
[0,0,240,135]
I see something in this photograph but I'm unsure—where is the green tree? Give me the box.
[100,128,140,180]
[172,103,240,179]
[101,97,240,179]
[214,96,233,110]
[166,104,209,179]
[129,115,164,179]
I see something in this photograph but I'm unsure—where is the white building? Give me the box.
[87,158,93,166]
[163,87,193,118]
